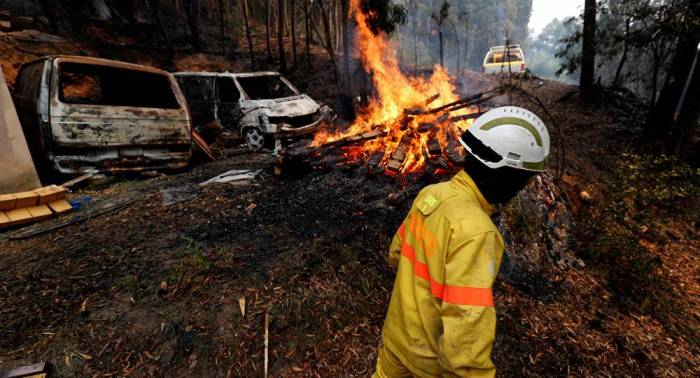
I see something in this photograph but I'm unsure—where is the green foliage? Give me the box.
[525,17,581,83]
[623,154,700,213]
[552,0,699,101]
[119,273,151,300]
[359,0,407,35]
[579,153,699,314]
[505,196,538,244]
[180,235,213,272]
[393,0,533,70]
[431,1,450,27]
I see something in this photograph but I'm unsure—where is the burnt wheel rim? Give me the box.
[245,128,264,150]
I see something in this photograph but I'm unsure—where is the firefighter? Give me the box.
[374,106,550,377]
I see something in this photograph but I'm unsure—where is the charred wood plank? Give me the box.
[192,130,216,161]
[286,128,388,158]
[445,94,498,113]
[386,135,411,172]
[450,111,486,123]
[424,89,500,116]
[403,107,423,116]
[336,128,388,145]
[424,93,440,106]
[418,122,436,132]
[447,151,465,165]
[424,92,484,115]
[368,151,384,168]
[428,138,441,155]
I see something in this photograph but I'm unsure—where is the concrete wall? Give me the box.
[0,67,41,194]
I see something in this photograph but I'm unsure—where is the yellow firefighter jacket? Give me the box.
[381,170,505,377]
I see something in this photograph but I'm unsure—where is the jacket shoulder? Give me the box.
[413,181,456,212]
[415,181,497,238]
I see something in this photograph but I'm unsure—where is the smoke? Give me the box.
[386,0,533,77]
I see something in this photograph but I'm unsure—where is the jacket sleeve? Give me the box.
[436,230,504,376]
[387,218,407,269]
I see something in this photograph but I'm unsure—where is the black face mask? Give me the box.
[463,154,535,205]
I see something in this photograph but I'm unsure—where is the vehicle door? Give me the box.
[215,76,242,128]
[177,76,215,127]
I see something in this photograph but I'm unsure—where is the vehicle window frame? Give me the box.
[216,76,240,104]
[56,61,181,109]
[15,61,44,103]
[234,74,299,101]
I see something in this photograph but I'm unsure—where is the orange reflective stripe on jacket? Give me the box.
[400,240,495,307]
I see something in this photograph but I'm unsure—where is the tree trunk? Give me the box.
[284,0,290,36]
[38,0,59,34]
[150,0,175,69]
[438,30,444,67]
[291,0,298,68]
[341,0,354,119]
[218,0,226,55]
[304,0,312,68]
[186,0,201,52]
[454,25,461,75]
[647,4,700,140]
[278,0,287,71]
[125,0,136,27]
[91,0,112,21]
[335,1,341,52]
[613,18,630,87]
[316,0,342,92]
[671,50,700,160]
[266,0,273,62]
[242,0,256,70]
[413,16,418,75]
[650,54,660,108]
[580,0,597,98]
[669,28,700,159]
[463,16,469,73]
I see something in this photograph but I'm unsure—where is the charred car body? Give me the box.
[14,56,191,175]
[174,71,334,151]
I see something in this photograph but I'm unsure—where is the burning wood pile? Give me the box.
[282,0,511,177]
[285,89,499,176]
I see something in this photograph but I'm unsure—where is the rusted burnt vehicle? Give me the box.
[174,71,334,151]
[13,56,191,175]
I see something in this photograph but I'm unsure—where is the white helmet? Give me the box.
[459,106,550,172]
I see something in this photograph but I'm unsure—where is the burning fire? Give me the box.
[311,0,477,174]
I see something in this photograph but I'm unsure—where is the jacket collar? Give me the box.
[451,170,496,216]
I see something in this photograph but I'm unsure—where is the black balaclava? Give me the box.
[463,153,535,205]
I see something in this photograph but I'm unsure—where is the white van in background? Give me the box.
[483,45,527,75]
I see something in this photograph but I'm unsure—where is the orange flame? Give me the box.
[312,0,476,174]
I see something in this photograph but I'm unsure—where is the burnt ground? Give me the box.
[1,29,699,377]
[1,78,698,377]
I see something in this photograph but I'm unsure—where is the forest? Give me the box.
[0,0,698,376]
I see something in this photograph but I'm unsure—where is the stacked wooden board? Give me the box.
[0,185,72,228]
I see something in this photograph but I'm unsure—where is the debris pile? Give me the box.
[0,185,72,229]
[285,90,499,176]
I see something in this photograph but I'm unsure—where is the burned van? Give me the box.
[174,71,334,151]
[13,56,191,175]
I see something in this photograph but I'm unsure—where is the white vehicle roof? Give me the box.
[173,71,283,78]
[488,45,522,51]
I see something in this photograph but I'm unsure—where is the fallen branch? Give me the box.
[264,307,269,378]
[422,88,499,114]
[287,128,388,158]
[386,134,412,172]
[450,111,486,123]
